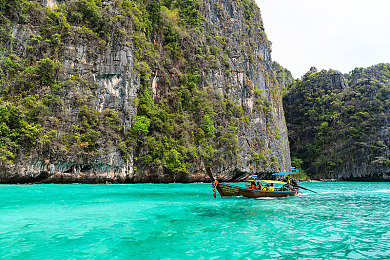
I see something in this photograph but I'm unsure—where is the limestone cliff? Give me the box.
[272,61,294,90]
[284,64,390,181]
[0,0,290,183]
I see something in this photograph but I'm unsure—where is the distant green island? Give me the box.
[285,65,390,181]
[0,0,389,183]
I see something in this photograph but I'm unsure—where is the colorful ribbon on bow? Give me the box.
[212,180,218,198]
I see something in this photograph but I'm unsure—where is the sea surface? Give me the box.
[0,182,389,259]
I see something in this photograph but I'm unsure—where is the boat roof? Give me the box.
[272,172,295,176]
[247,180,286,184]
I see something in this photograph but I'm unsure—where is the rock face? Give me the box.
[284,65,390,181]
[198,0,291,178]
[0,0,291,183]
[272,61,294,90]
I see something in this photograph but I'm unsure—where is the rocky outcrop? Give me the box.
[0,0,291,183]
[284,64,390,181]
[272,61,294,90]
[199,0,290,177]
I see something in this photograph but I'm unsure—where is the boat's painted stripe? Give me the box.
[220,183,297,194]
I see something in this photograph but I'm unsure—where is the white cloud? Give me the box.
[256,0,390,77]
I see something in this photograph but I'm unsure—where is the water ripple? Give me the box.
[0,182,389,259]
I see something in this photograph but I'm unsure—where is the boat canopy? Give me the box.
[260,180,286,184]
[247,180,286,184]
[272,172,294,176]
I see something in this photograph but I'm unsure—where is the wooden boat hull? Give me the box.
[216,183,298,198]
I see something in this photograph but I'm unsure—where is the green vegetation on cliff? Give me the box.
[1,0,286,181]
[0,0,124,171]
[118,0,277,176]
[284,64,390,179]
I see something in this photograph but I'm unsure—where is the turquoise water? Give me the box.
[1,182,389,259]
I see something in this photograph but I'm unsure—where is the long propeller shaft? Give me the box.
[295,185,317,193]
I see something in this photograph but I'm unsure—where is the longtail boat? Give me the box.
[206,167,299,198]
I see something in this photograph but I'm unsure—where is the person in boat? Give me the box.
[292,178,297,187]
[284,176,291,188]
[256,182,260,190]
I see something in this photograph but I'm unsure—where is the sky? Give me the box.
[256,0,390,78]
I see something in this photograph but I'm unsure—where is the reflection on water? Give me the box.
[0,182,389,259]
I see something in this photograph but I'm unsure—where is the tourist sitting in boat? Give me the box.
[247,180,290,191]
[248,181,261,190]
